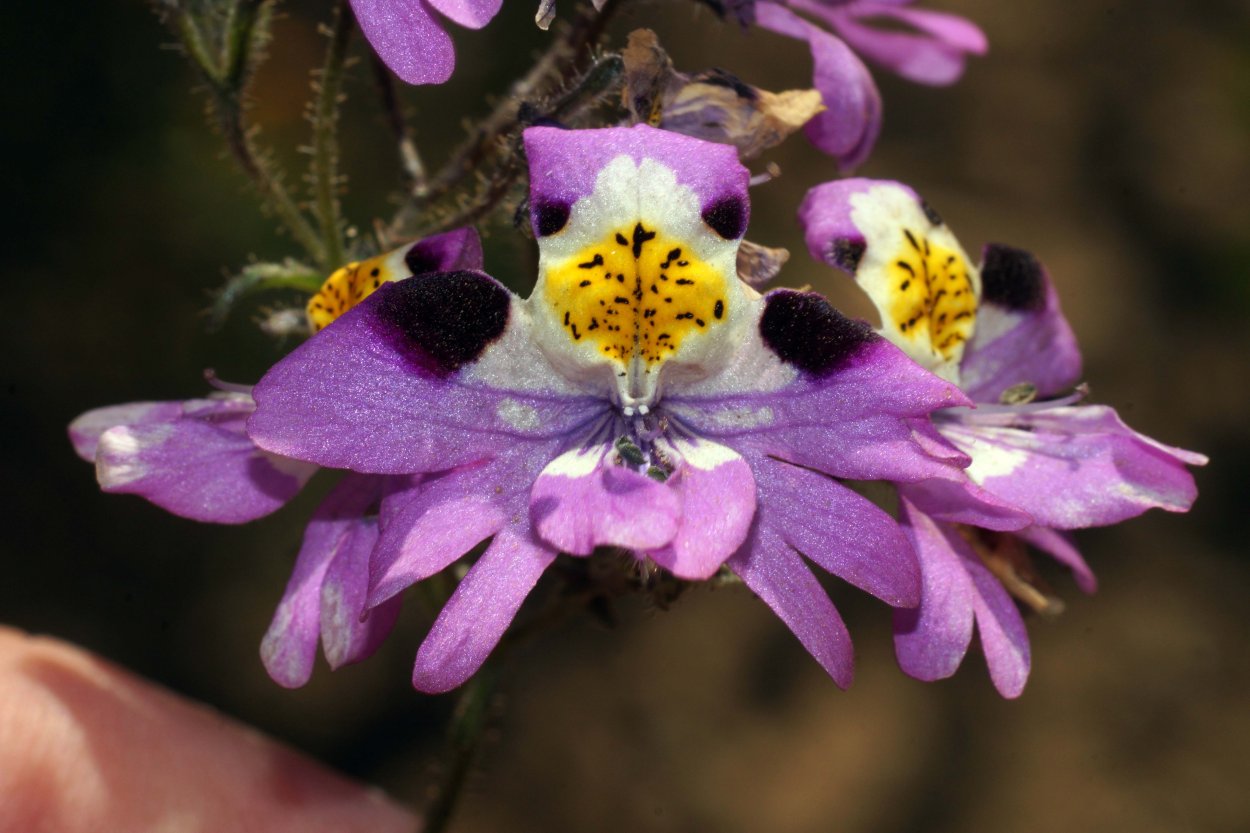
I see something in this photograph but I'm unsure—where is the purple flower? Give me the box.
[70,229,484,686]
[349,0,504,85]
[799,178,1206,696]
[741,1,987,168]
[248,125,982,693]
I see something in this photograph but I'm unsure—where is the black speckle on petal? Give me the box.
[759,290,876,376]
[828,237,866,273]
[980,243,1046,311]
[920,198,943,227]
[534,200,571,237]
[702,196,747,240]
[375,271,510,374]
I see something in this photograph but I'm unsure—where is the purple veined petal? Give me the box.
[802,0,987,86]
[250,273,605,475]
[424,0,503,28]
[1014,525,1097,594]
[648,437,756,581]
[349,0,455,85]
[959,542,1031,699]
[892,499,977,683]
[92,396,316,524]
[69,401,184,460]
[752,454,920,606]
[939,404,1206,529]
[960,245,1083,401]
[667,292,971,484]
[752,3,882,169]
[412,529,557,693]
[367,446,554,605]
[523,124,750,230]
[728,523,854,688]
[260,474,387,688]
[404,226,485,275]
[530,441,683,556]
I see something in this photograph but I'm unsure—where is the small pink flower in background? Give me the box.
[741,0,987,168]
[349,0,504,85]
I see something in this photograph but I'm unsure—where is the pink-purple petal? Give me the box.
[412,530,557,693]
[941,405,1205,529]
[93,399,316,524]
[523,124,750,225]
[349,0,455,85]
[962,549,1031,699]
[406,226,485,274]
[530,443,682,555]
[728,525,854,688]
[260,475,386,688]
[424,0,502,28]
[367,450,552,605]
[674,337,970,483]
[755,455,920,606]
[814,3,987,86]
[1014,525,1097,594]
[648,438,756,581]
[960,251,1084,401]
[69,401,184,460]
[249,278,602,475]
[755,2,882,169]
[892,500,977,683]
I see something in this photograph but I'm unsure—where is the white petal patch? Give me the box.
[497,397,542,430]
[95,424,174,488]
[541,444,608,479]
[944,425,1030,483]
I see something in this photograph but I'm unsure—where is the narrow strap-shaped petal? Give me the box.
[92,396,315,524]
[962,545,1031,699]
[368,446,554,605]
[349,0,455,85]
[892,500,977,684]
[412,530,557,693]
[941,404,1206,529]
[805,1,987,86]
[728,524,854,688]
[250,273,604,475]
[753,455,919,606]
[320,516,403,671]
[753,2,881,169]
[1014,525,1097,594]
[648,437,756,580]
[261,475,387,687]
[530,441,682,555]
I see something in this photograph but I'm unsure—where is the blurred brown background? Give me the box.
[3,0,1247,830]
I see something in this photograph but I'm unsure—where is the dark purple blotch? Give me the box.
[702,196,747,240]
[980,243,1045,312]
[759,290,876,377]
[375,271,510,374]
[534,200,572,237]
[827,237,866,273]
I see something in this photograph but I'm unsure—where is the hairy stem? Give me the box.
[309,1,353,270]
[158,0,327,266]
[422,666,500,833]
[371,52,429,197]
